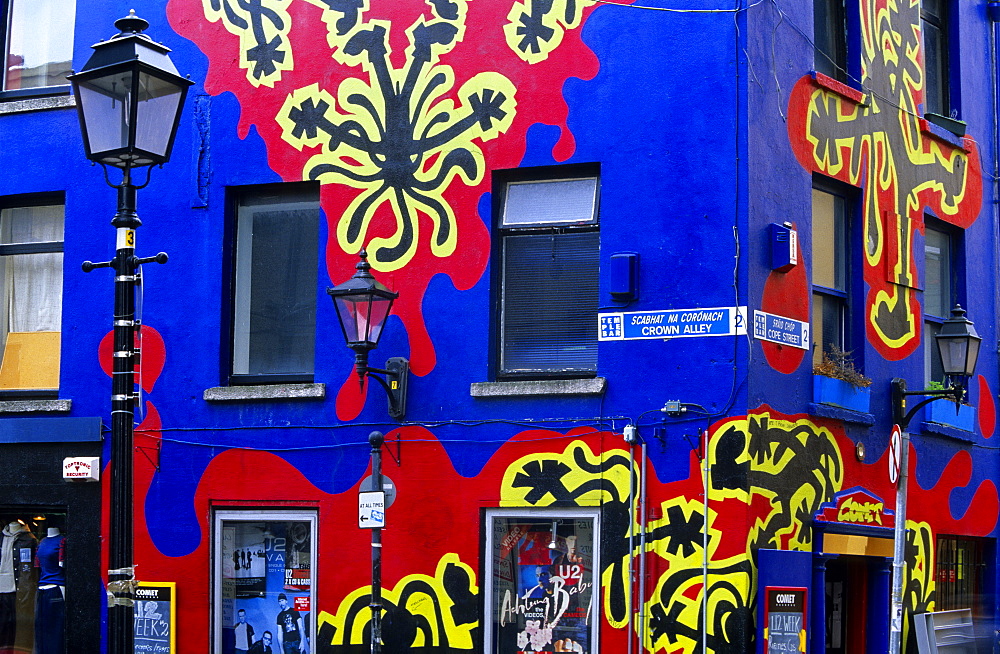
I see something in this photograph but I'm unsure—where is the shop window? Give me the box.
[935,535,987,614]
[921,0,952,117]
[0,199,63,392]
[484,509,599,653]
[923,222,958,385]
[814,0,847,82]
[811,186,852,367]
[230,185,319,384]
[2,0,75,96]
[0,509,66,653]
[213,510,316,654]
[493,165,599,379]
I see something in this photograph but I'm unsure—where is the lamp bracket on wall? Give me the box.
[890,377,965,430]
[364,357,409,420]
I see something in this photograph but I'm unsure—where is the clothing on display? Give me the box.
[0,521,38,652]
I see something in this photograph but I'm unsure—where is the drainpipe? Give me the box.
[989,3,1000,371]
[627,436,636,654]
[638,443,649,652]
[702,428,709,654]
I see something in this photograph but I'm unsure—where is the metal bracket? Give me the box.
[383,432,402,467]
[365,357,409,420]
[135,439,161,471]
[891,377,965,430]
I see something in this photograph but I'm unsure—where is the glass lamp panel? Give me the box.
[938,337,970,377]
[963,338,981,377]
[333,296,364,343]
[77,72,132,158]
[364,295,393,345]
[134,71,184,158]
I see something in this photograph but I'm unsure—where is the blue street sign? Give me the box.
[752,310,810,350]
[598,307,747,341]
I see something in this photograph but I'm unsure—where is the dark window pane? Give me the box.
[501,232,599,374]
[811,292,845,366]
[814,0,847,82]
[233,190,319,377]
[935,535,987,620]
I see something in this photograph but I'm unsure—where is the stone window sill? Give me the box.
[0,399,72,414]
[0,95,75,114]
[204,383,326,402]
[471,378,606,398]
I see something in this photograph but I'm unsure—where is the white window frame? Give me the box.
[212,509,318,654]
[483,507,601,654]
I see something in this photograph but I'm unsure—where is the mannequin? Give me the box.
[34,525,65,654]
[0,520,37,650]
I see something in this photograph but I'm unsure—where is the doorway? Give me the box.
[825,555,868,654]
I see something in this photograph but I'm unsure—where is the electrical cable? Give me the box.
[592,0,763,12]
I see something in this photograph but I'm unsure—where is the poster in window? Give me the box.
[491,517,595,653]
[219,518,314,654]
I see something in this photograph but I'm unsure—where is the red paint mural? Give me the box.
[100,397,998,652]
[166,0,606,418]
[787,0,982,361]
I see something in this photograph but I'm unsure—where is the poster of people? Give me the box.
[491,517,595,653]
[220,519,313,654]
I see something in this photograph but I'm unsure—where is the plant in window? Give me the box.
[813,345,872,389]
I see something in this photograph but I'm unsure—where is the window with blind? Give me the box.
[0,198,64,392]
[495,167,599,378]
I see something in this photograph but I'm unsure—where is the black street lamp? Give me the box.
[888,305,981,654]
[328,250,409,419]
[68,12,190,654]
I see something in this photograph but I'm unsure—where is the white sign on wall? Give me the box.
[63,457,100,482]
[358,491,385,529]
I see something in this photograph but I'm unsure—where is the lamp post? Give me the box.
[68,12,191,654]
[368,431,385,654]
[330,252,413,653]
[888,305,981,654]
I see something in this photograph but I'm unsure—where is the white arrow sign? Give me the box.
[359,491,385,529]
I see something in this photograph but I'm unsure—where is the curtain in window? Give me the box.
[1,206,64,333]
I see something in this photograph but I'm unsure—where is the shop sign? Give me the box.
[63,456,100,482]
[764,587,807,654]
[815,489,894,529]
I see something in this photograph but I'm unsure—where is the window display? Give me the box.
[0,509,66,654]
[485,510,599,654]
[214,511,316,654]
